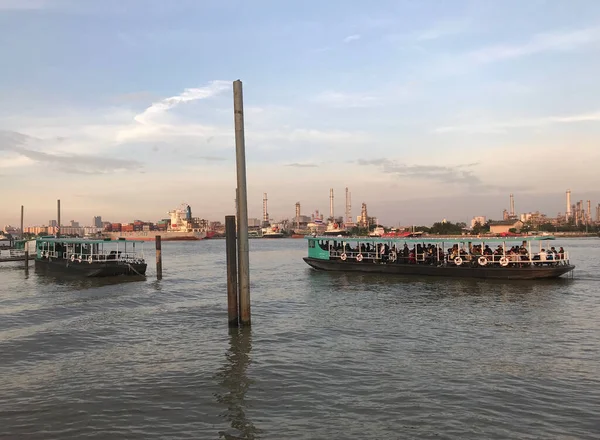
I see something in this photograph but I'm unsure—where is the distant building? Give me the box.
[489,220,524,234]
[49,220,57,227]
[471,216,486,229]
[248,218,262,228]
[93,216,102,228]
[70,220,80,228]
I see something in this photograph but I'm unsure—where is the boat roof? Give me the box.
[36,237,146,244]
[307,235,556,244]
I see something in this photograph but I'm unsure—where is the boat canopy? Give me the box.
[307,235,555,244]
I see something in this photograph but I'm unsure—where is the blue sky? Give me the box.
[1,0,600,226]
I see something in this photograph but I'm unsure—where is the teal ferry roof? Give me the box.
[306,235,556,244]
[36,237,146,244]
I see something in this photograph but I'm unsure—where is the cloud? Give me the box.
[313,91,381,108]
[286,162,319,168]
[0,130,141,174]
[343,34,361,43]
[467,27,600,64]
[134,80,230,124]
[357,158,485,187]
[434,111,600,134]
[415,19,470,41]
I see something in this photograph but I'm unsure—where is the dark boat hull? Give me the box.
[303,257,574,280]
[35,258,147,277]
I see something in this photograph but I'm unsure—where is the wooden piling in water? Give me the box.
[233,79,251,327]
[225,215,239,327]
[156,235,162,280]
[24,250,29,272]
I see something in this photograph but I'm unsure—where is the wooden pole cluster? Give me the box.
[232,80,251,327]
[155,235,162,280]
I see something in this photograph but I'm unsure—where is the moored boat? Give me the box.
[303,236,574,280]
[35,237,147,277]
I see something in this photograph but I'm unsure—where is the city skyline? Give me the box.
[1,1,600,225]
[4,189,600,229]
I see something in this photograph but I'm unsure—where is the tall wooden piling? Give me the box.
[225,215,239,327]
[24,250,29,273]
[155,235,163,280]
[233,80,251,327]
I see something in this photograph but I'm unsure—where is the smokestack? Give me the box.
[566,190,572,219]
[56,199,61,238]
[295,202,301,229]
[329,188,334,220]
[262,193,269,225]
[509,193,515,217]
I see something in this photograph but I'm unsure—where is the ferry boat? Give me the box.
[34,237,147,277]
[303,235,574,280]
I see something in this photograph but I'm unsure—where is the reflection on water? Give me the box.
[214,328,261,440]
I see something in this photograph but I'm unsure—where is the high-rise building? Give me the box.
[49,220,57,227]
[93,216,102,228]
[70,220,79,228]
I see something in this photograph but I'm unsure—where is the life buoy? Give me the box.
[356,254,363,262]
[478,256,488,266]
[389,251,397,262]
[70,254,75,262]
[77,255,82,263]
[340,253,347,261]
[334,223,338,229]
[499,257,509,267]
[454,256,463,266]
[88,256,93,264]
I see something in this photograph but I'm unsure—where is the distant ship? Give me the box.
[105,204,209,241]
[261,225,284,238]
[322,221,349,237]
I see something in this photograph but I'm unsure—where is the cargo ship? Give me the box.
[104,205,209,241]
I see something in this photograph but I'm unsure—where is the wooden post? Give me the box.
[225,215,239,327]
[156,235,162,280]
[24,249,29,272]
[233,80,251,327]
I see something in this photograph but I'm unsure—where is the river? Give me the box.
[1,238,599,439]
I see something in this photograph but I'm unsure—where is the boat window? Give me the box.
[309,241,315,248]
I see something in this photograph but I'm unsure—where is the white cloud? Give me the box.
[434,111,600,134]
[343,34,361,43]
[313,91,381,108]
[467,27,600,64]
[134,80,230,124]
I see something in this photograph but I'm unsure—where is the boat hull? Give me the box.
[303,257,574,280]
[35,258,147,277]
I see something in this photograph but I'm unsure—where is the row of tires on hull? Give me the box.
[40,251,144,265]
[338,252,508,267]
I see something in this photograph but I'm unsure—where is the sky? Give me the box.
[1,0,600,227]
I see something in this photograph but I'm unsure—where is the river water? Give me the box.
[0,238,599,439]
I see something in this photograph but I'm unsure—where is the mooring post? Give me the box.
[156,235,163,280]
[24,249,29,272]
[225,215,239,327]
[233,79,251,327]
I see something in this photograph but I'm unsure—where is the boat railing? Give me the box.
[0,249,27,258]
[37,249,145,263]
[328,247,570,267]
